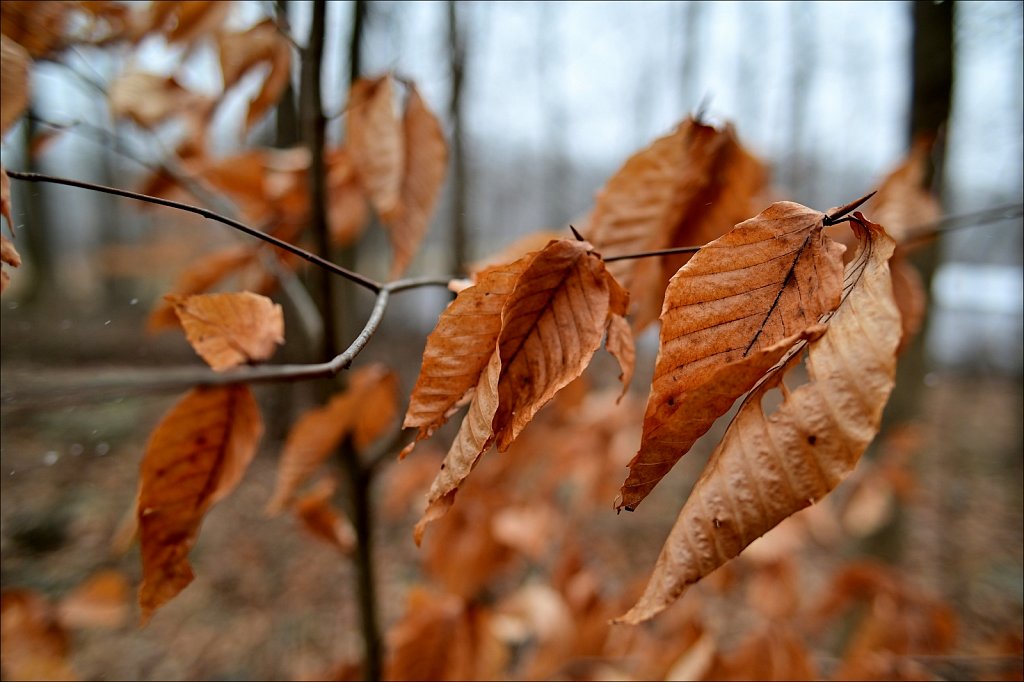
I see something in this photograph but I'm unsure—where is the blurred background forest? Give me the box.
[1,1,1022,680]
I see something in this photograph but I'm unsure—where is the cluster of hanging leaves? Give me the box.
[0,1,956,660]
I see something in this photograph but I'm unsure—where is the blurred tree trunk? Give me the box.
[18,111,57,306]
[866,0,955,564]
[785,2,816,202]
[885,0,956,429]
[679,1,702,110]
[274,1,300,148]
[448,0,468,274]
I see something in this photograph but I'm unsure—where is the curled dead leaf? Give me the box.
[217,19,291,134]
[412,239,634,543]
[618,201,845,511]
[585,116,768,330]
[347,75,403,219]
[617,214,900,624]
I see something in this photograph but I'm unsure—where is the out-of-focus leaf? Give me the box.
[0,589,76,681]
[142,0,231,48]
[584,116,767,330]
[147,246,258,333]
[217,19,291,134]
[384,588,507,681]
[108,70,212,129]
[138,384,263,622]
[381,83,447,278]
[56,570,130,630]
[347,75,403,219]
[325,146,369,247]
[1,232,21,295]
[169,291,284,371]
[267,365,398,514]
[618,201,845,511]
[0,36,30,136]
[293,477,355,554]
[617,214,900,624]
[867,137,942,242]
[0,2,70,57]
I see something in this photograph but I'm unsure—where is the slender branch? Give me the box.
[900,202,1023,248]
[604,244,702,262]
[6,170,382,293]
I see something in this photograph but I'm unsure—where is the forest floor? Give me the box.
[1,301,1022,681]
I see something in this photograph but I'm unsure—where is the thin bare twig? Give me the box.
[900,202,1023,248]
[6,170,382,293]
[603,244,703,262]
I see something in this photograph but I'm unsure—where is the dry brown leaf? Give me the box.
[56,570,130,629]
[347,75,403,219]
[618,201,845,511]
[293,477,356,554]
[815,562,957,680]
[169,291,284,371]
[325,146,369,246]
[617,214,900,624]
[867,137,942,242]
[385,588,507,682]
[703,625,819,681]
[403,253,535,455]
[0,589,76,681]
[1,233,21,295]
[382,83,448,278]
[217,19,291,134]
[890,249,926,354]
[267,364,398,514]
[491,239,614,449]
[0,1,70,57]
[414,351,501,545]
[467,231,565,277]
[143,0,231,49]
[0,36,30,137]
[413,240,633,543]
[108,70,212,129]
[585,116,768,330]
[138,384,263,622]
[147,246,258,333]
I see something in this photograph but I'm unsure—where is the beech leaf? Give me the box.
[293,477,356,554]
[147,246,258,333]
[585,116,767,330]
[403,254,534,455]
[108,70,211,129]
[217,19,291,134]
[413,239,634,543]
[616,214,900,624]
[1,233,21,295]
[491,239,613,450]
[267,364,398,514]
[0,35,30,136]
[169,291,284,371]
[618,201,846,511]
[347,75,403,219]
[138,384,263,623]
[382,83,448,278]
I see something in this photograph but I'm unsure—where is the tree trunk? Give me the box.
[448,0,468,274]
